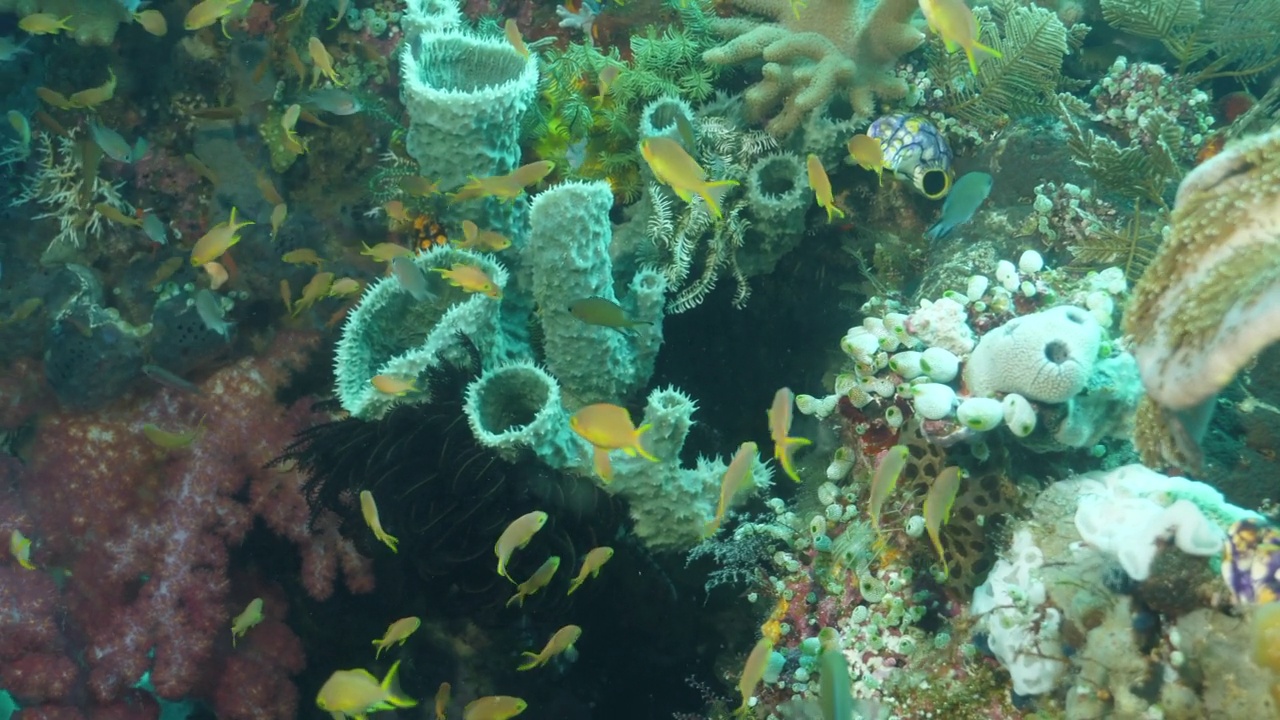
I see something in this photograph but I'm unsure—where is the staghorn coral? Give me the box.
[702,0,923,136]
[1124,126,1280,471]
[11,129,133,257]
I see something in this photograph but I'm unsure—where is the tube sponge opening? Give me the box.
[463,361,582,468]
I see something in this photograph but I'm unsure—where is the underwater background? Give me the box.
[1,0,1280,718]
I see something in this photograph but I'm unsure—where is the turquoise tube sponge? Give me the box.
[528,180,666,405]
[400,0,462,38]
[400,29,539,191]
[334,246,513,419]
[610,387,774,550]
[638,95,697,143]
[462,361,582,469]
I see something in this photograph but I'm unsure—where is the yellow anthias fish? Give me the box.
[292,271,335,317]
[435,682,451,720]
[190,207,254,266]
[270,203,288,240]
[566,546,613,595]
[36,87,75,111]
[134,9,168,36]
[95,202,142,228]
[370,374,417,397]
[328,277,362,298]
[316,659,418,719]
[230,597,264,646]
[308,36,344,87]
[19,13,74,35]
[360,242,414,263]
[704,442,756,537]
[567,297,651,332]
[282,248,324,268]
[595,65,621,106]
[464,696,527,720]
[506,555,560,608]
[504,18,529,57]
[846,134,885,186]
[806,154,844,222]
[359,490,399,552]
[568,403,658,482]
[919,0,1003,75]
[372,616,421,659]
[431,263,503,299]
[768,387,812,483]
[923,465,965,577]
[640,137,738,220]
[281,104,306,155]
[868,445,908,531]
[517,624,582,670]
[69,68,117,109]
[736,637,774,716]
[10,529,35,570]
[142,418,205,449]
[450,161,555,202]
[455,220,511,252]
[398,176,440,197]
[184,0,244,37]
[495,510,548,581]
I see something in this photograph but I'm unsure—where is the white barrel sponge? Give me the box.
[965,305,1102,404]
[957,397,1003,431]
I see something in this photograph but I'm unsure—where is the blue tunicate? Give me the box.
[800,636,822,656]
[368,15,389,35]
[813,534,832,552]
[762,650,786,683]
[806,591,817,604]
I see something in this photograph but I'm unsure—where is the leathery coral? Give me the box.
[702,0,923,136]
[1123,126,1280,470]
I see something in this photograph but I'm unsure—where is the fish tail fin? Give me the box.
[505,592,524,608]
[633,424,659,462]
[924,219,949,241]
[592,447,614,483]
[824,203,845,223]
[380,660,419,708]
[567,579,583,596]
[517,652,543,671]
[699,180,738,220]
[972,39,1003,60]
[776,436,812,483]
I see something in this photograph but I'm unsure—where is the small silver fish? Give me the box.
[142,212,169,245]
[88,120,147,164]
[194,289,234,340]
[925,171,993,241]
[302,88,362,116]
[142,364,201,394]
[391,256,434,302]
[0,36,30,63]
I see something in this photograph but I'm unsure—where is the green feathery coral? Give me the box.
[933,0,1083,132]
[1100,0,1280,83]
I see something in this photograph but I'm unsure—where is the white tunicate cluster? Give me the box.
[884,405,904,430]
[967,274,990,302]
[1018,249,1044,274]
[826,447,854,480]
[817,482,840,506]
[1002,393,1037,437]
[957,397,1003,430]
[1085,290,1116,328]
[795,392,838,418]
[905,515,926,537]
[826,503,843,522]
[995,259,1020,291]
[889,350,923,379]
[919,346,959,383]
[912,382,956,420]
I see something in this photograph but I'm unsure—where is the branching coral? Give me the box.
[701,0,923,136]
[11,130,133,256]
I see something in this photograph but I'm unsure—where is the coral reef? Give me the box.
[0,332,370,717]
[701,0,923,136]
